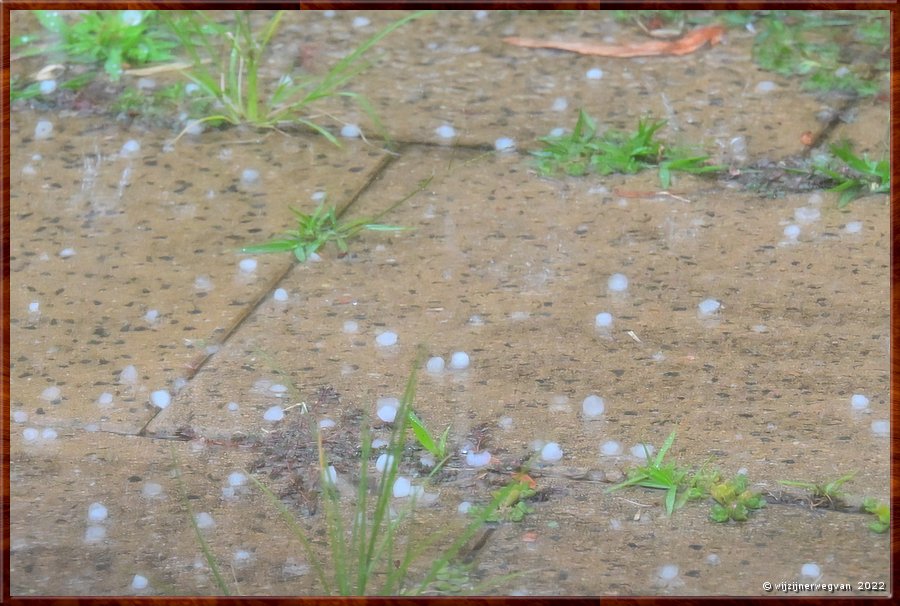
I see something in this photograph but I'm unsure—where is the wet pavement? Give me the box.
[7,10,891,596]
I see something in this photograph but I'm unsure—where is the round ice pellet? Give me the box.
[352,16,370,27]
[121,10,144,26]
[234,550,252,563]
[59,247,75,258]
[549,127,566,137]
[631,443,655,459]
[343,320,359,334]
[426,356,445,373]
[238,258,257,273]
[372,438,389,449]
[341,124,361,138]
[541,442,563,462]
[435,124,456,139]
[595,312,613,328]
[375,331,398,347]
[586,67,604,80]
[131,574,148,590]
[607,273,628,292]
[498,416,513,429]
[449,351,470,370]
[319,418,336,429]
[658,564,679,581]
[227,401,239,412]
[311,190,327,202]
[845,221,863,234]
[706,554,721,565]
[393,476,412,497]
[121,139,141,157]
[755,80,777,93]
[228,471,247,487]
[23,428,39,442]
[794,206,820,224]
[458,501,472,514]
[377,403,398,423]
[12,410,27,423]
[185,83,200,95]
[34,120,53,140]
[264,406,284,422]
[39,79,57,95]
[269,383,288,394]
[465,451,491,467]
[41,428,57,440]
[600,440,622,456]
[28,301,40,313]
[150,390,171,409]
[84,525,106,543]
[784,224,801,240]
[142,482,163,498]
[88,502,108,522]
[552,97,568,111]
[801,563,820,578]
[582,395,605,417]
[120,365,138,384]
[494,137,516,152]
[144,309,159,323]
[40,386,61,401]
[698,299,721,316]
[273,288,289,302]
[376,453,395,472]
[241,169,259,184]
[851,394,870,410]
[871,420,889,437]
[195,512,215,529]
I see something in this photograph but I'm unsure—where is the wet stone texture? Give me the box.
[8,9,890,596]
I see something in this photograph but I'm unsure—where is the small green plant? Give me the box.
[779,471,856,507]
[862,498,889,534]
[407,409,452,463]
[33,10,176,81]
[469,479,537,523]
[534,110,722,188]
[163,11,429,143]
[708,474,766,522]
[812,141,889,207]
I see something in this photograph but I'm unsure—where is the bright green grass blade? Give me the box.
[240,238,299,254]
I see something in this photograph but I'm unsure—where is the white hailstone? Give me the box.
[845,221,863,234]
[59,247,76,258]
[341,124,361,138]
[28,301,40,313]
[324,466,338,484]
[551,97,568,111]
[342,320,359,334]
[194,512,215,529]
[435,124,456,139]
[131,575,149,590]
[706,553,721,566]
[582,395,605,417]
[269,384,288,394]
[372,438,389,449]
[468,315,484,325]
[698,299,721,316]
[41,428,58,440]
[84,525,106,543]
[755,80,777,93]
[377,398,399,423]
[185,83,200,95]
[319,418,336,429]
[458,501,472,514]
[238,258,257,273]
[420,453,436,468]
[498,416,513,429]
[34,120,53,140]
[352,16,370,27]
[375,453,395,473]
[549,127,566,137]
[600,440,623,456]
[595,312,613,328]
[794,206,821,224]
[39,79,57,95]
[850,394,870,410]
[221,486,236,500]
[22,428,39,442]
[227,401,239,412]
[273,288,289,302]
[449,351,470,370]
[658,564,680,581]
[233,550,252,563]
[631,443,655,459]
[607,273,628,292]
[121,139,141,157]
[541,442,563,462]
[375,331,398,347]
[12,410,27,423]
[465,451,492,468]
[807,192,824,205]
[241,168,260,184]
[121,10,144,26]
[144,309,159,323]
[783,224,801,240]
[494,137,516,152]
[473,10,488,20]
[194,275,212,290]
[40,386,61,401]
[392,476,413,497]
[142,482,163,498]
[264,406,284,422]
[871,420,889,437]
[172,377,188,393]
[426,356,445,373]
[586,67,604,80]
[150,390,171,409]
[311,190,327,202]
[228,471,247,487]
[800,563,821,579]
[88,502,108,522]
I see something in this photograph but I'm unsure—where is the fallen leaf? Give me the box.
[522,531,539,543]
[512,472,538,489]
[504,25,725,58]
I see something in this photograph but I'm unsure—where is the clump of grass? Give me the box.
[534,110,722,188]
[811,141,889,207]
[708,474,766,522]
[468,478,537,523]
[163,11,429,143]
[779,472,856,508]
[862,498,889,534]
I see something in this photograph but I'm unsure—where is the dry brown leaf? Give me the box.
[504,25,726,58]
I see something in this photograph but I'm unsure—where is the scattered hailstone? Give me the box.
[183,120,204,136]
[172,377,188,393]
[341,124,361,138]
[241,168,260,184]
[794,206,821,224]
[194,275,213,291]
[755,80,777,93]
[607,273,628,292]
[39,80,57,95]
[466,451,492,467]
[541,442,563,462]
[783,224,801,241]
[706,553,721,565]
[631,443,655,459]
[121,10,144,26]
[600,440,623,456]
[194,512,215,529]
[458,501,472,514]
[595,312,613,328]
[34,120,53,140]
[697,298,721,316]
[498,416,513,429]
[845,221,862,234]
[150,390,171,409]
[273,288,289,302]
[343,320,359,334]
[269,383,288,394]
[142,482,163,498]
[494,137,516,152]
[29,301,40,313]
[23,428,39,442]
[264,406,284,422]
[59,247,76,258]
[582,395,605,417]
[311,190,327,202]
[375,331,398,347]
[121,139,141,157]
[372,438,389,449]
[238,258,257,273]
[12,410,27,423]
[377,398,399,423]
[84,525,107,543]
[420,453,436,468]
[319,418,336,429]
[131,575,149,590]
[586,67,604,80]
[41,428,58,440]
[228,471,247,487]
[870,420,889,437]
[468,314,485,326]
[376,453,395,472]
[185,83,200,95]
[393,477,414,497]
[449,351,470,370]
[435,124,456,139]
[352,16,370,27]
[658,564,680,582]
[551,97,568,111]
[144,309,159,323]
[227,401,239,412]
[548,127,566,137]
[850,394,870,410]
[426,356,445,373]
[800,563,821,579]
[40,386,61,402]
[88,502,108,522]
[233,550,253,563]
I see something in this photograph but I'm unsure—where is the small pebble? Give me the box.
[131,575,149,590]
[150,390,171,409]
[375,331,398,347]
[233,550,252,563]
[698,299,721,316]
[595,312,613,328]
[449,351,470,370]
[426,356,445,373]
[34,120,53,140]
[341,124,361,138]
[311,190,327,202]
[144,309,159,323]
[324,466,337,484]
[241,169,260,184]
[850,394,870,410]
[845,221,862,234]
[465,451,491,467]
[498,416,513,429]
[548,127,566,137]
[28,301,40,313]
[600,440,622,456]
[494,137,516,152]
[586,68,604,80]
[607,273,628,292]
[88,502,108,522]
[264,406,284,422]
[273,288,289,302]
[706,554,721,566]
[185,83,200,95]
[342,320,359,334]
[238,258,257,273]
[372,438,389,449]
[435,124,456,139]
[121,10,144,26]
[541,442,563,463]
[582,395,605,417]
[194,275,212,291]
[800,562,821,579]
[40,386,61,402]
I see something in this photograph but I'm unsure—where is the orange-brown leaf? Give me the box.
[504,25,725,58]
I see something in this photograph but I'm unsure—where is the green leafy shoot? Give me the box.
[468,479,537,523]
[779,471,856,507]
[812,141,889,207]
[407,410,452,463]
[862,498,889,534]
[708,474,766,522]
